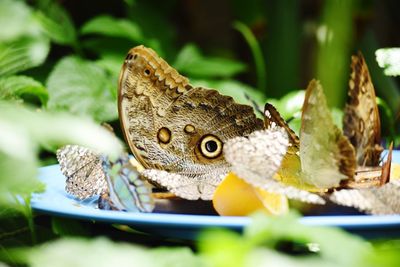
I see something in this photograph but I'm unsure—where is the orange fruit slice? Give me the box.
[391,163,400,180]
[213,172,289,216]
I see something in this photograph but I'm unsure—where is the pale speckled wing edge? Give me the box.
[56,145,107,200]
[224,128,325,204]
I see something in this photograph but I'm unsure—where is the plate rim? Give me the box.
[32,150,400,231]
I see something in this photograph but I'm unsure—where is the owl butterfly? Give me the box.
[57,145,154,212]
[343,52,383,167]
[328,53,398,215]
[118,45,264,200]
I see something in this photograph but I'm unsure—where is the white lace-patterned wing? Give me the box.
[224,129,289,185]
[57,145,107,199]
[300,80,356,189]
[141,169,222,200]
[224,128,325,204]
[329,180,400,215]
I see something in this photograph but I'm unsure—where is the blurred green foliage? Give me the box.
[1,0,400,266]
[2,213,400,267]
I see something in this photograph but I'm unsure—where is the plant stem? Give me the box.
[316,0,355,108]
[23,197,36,245]
[233,21,267,93]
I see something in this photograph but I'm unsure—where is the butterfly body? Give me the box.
[118,45,263,199]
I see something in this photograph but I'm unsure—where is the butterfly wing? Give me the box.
[329,145,395,214]
[101,156,154,212]
[118,45,263,199]
[329,180,400,215]
[141,169,221,200]
[300,80,356,189]
[343,52,383,166]
[342,143,393,189]
[224,128,325,204]
[57,145,107,199]
[263,103,324,192]
[264,103,300,147]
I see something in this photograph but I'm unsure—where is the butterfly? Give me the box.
[57,145,154,212]
[343,52,383,167]
[57,145,107,200]
[329,180,400,215]
[275,53,392,191]
[118,45,264,200]
[329,147,399,215]
[223,127,326,204]
[224,67,393,210]
[99,155,154,212]
[300,79,357,189]
[301,77,396,215]
[225,80,352,203]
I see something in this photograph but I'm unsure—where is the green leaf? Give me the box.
[151,247,203,267]
[82,37,134,59]
[174,44,247,78]
[51,218,89,237]
[199,212,377,267]
[245,212,371,266]
[367,240,400,267]
[0,0,35,42]
[95,54,123,100]
[266,90,342,135]
[0,37,50,76]
[0,117,41,204]
[192,79,266,110]
[26,238,154,267]
[198,229,247,267]
[375,48,400,76]
[0,101,123,159]
[125,1,175,57]
[0,100,123,211]
[0,206,33,247]
[123,0,136,6]
[95,54,123,78]
[233,21,267,92]
[273,90,305,119]
[46,56,118,122]
[34,1,76,46]
[0,101,123,208]
[81,15,143,42]
[17,237,202,267]
[0,75,48,105]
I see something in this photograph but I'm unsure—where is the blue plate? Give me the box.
[31,151,400,239]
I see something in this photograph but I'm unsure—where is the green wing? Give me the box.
[102,156,154,212]
[300,80,356,189]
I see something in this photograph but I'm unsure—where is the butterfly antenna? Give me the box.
[244,93,263,117]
